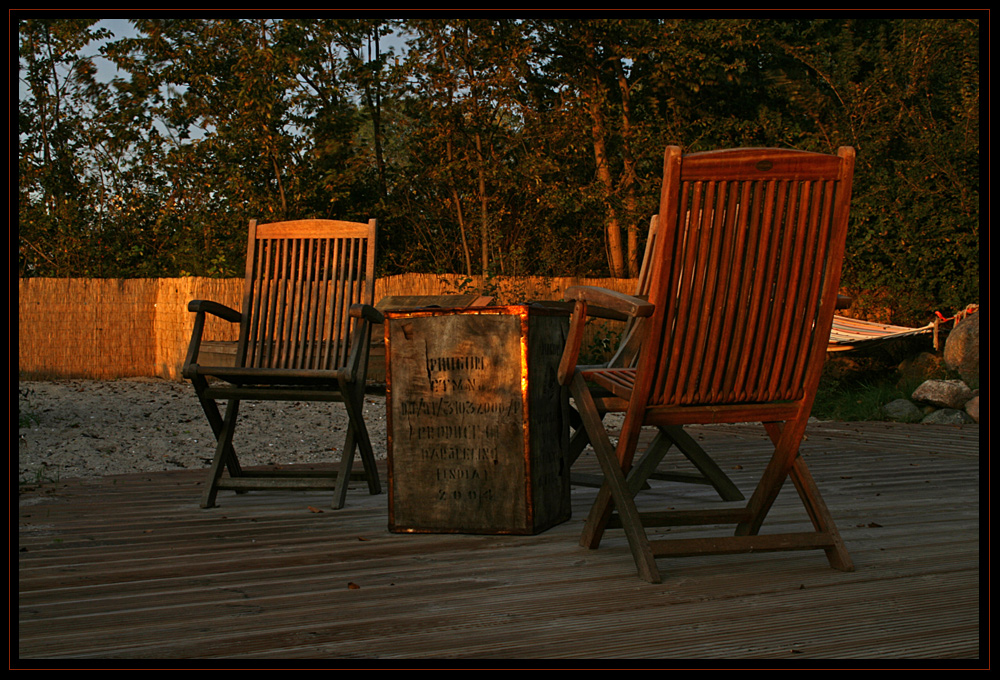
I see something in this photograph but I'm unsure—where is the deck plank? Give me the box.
[17,422,980,662]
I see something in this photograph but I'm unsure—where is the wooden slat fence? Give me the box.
[18,274,636,381]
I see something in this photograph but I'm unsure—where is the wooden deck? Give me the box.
[17,421,981,663]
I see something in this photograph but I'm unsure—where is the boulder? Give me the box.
[965,395,980,423]
[921,408,976,425]
[944,311,980,389]
[912,379,974,409]
[881,398,924,423]
[896,351,946,388]
[823,354,861,382]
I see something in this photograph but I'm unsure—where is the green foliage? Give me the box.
[812,345,940,421]
[811,376,911,422]
[17,16,980,324]
[758,18,980,324]
[579,322,624,367]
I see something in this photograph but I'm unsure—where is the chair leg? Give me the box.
[333,422,358,511]
[201,398,241,509]
[577,410,852,578]
[568,408,612,488]
[622,434,665,496]
[759,421,852,571]
[736,421,801,536]
[572,373,660,583]
[356,423,381,496]
[192,377,242,480]
[566,410,590,467]
[334,377,381,509]
[733,420,853,570]
[788,455,855,571]
[573,412,742,502]
[649,426,745,502]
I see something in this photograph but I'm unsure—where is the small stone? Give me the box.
[881,399,923,423]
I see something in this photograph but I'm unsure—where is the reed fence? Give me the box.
[18,274,636,381]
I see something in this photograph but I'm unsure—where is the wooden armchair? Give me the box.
[567,215,743,502]
[183,218,383,509]
[558,147,857,582]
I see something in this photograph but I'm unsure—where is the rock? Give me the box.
[881,398,924,423]
[965,395,980,423]
[912,379,974,409]
[896,351,946,388]
[944,311,980,389]
[822,355,861,382]
[921,408,976,425]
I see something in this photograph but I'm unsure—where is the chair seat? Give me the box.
[189,364,345,386]
[201,384,350,403]
[581,368,636,401]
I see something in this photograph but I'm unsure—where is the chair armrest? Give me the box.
[557,287,655,385]
[350,303,385,325]
[564,286,654,319]
[183,300,242,378]
[338,304,383,383]
[188,299,242,323]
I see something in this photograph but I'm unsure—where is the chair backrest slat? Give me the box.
[641,147,854,409]
[245,224,267,368]
[234,219,377,372]
[297,237,318,369]
[331,238,348,369]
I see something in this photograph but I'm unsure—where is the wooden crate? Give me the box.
[367,294,492,382]
[385,305,571,534]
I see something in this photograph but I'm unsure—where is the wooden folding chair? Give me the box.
[567,215,744,502]
[182,218,383,509]
[558,147,857,582]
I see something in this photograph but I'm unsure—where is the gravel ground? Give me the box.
[17,378,389,485]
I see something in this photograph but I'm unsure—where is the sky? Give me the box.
[20,17,410,92]
[17,18,136,100]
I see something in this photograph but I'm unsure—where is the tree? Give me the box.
[19,19,110,276]
[761,17,980,321]
[101,18,390,275]
[527,19,764,277]
[393,19,537,276]
[18,17,979,325]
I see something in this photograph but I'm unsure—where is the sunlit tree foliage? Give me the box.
[17,16,980,324]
